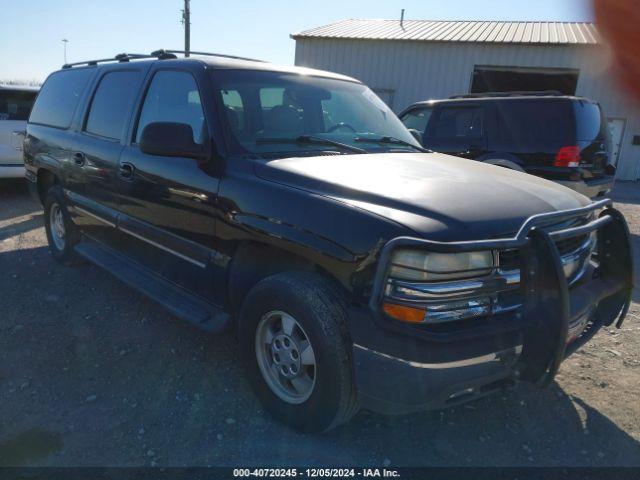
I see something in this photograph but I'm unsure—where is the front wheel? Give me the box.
[239,271,359,432]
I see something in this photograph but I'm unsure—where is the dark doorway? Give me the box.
[471,66,579,95]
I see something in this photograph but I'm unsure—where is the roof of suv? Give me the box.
[196,55,359,82]
[56,51,360,84]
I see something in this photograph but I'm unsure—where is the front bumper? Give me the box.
[351,199,632,414]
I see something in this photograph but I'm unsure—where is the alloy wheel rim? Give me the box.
[255,310,316,404]
[49,203,66,250]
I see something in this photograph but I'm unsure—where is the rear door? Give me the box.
[67,67,146,237]
[26,68,95,192]
[117,66,222,302]
[423,103,487,158]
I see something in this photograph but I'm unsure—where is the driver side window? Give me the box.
[135,70,206,145]
[401,107,433,133]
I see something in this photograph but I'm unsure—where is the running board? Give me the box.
[75,240,231,333]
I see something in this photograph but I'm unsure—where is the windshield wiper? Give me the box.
[354,135,430,152]
[255,135,367,154]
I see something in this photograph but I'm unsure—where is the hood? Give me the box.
[254,152,590,241]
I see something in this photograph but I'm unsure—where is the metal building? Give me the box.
[292,19,640,181]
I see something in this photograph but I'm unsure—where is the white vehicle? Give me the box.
[0,84,39,178]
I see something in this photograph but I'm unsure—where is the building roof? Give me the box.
[292,19,601,45]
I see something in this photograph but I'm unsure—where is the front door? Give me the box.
[117,68,222,303]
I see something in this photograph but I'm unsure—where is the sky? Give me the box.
[0,0,594,82]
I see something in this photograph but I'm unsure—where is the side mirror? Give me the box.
[139,122,207,160]
[408,128,424,146]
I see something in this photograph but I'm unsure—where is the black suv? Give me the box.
[399,92,615,198]
[24,51,632,432]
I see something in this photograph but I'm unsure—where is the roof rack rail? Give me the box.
[62,52,164,69]
[154,49,266,63]
[449,90,564,99]
[62,49,265,69]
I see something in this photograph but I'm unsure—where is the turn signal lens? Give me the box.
[555,146,581,167]
[383,302,426,323]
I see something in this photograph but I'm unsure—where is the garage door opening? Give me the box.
[471,66,579,95]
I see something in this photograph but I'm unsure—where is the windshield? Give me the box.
[211,70,420,156]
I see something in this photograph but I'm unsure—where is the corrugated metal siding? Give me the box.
[292,19,601,45]
[294,39,640,180]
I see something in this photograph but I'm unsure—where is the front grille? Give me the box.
[555,234,589,255]
[499,232,590,272]
[498,249,520,271]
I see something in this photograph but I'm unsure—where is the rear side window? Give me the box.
[574,101,604,141]
[85,71,141,140]
[400,107,433,132]
[135,70,205,145]
[495,100,573,145]
[0,89,38,121]
[29,69,93,128]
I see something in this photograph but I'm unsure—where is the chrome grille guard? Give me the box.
[369,198,633,386]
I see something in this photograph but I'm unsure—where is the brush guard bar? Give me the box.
[369,198,633,387]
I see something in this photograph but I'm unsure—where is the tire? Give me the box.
[44,185,80,264]
[239,271,359,432]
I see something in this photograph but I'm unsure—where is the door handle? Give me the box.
[119,162,134,179]
[73,152,86,166]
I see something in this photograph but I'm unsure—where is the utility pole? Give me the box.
[62,38,69,64]
[182,0,191,57]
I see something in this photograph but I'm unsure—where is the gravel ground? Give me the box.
[0,179,639,467]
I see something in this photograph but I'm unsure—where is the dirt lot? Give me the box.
[0,179,639,467]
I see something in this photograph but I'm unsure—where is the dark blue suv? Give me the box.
[400,92,615,198]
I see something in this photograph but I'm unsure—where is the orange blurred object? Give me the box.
[382,302,426,323]
[594,0,640,102]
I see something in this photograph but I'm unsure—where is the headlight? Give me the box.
[389,249,494,281]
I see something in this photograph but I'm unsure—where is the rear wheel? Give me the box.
[44,185,80,264]
[239,271,359,432]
